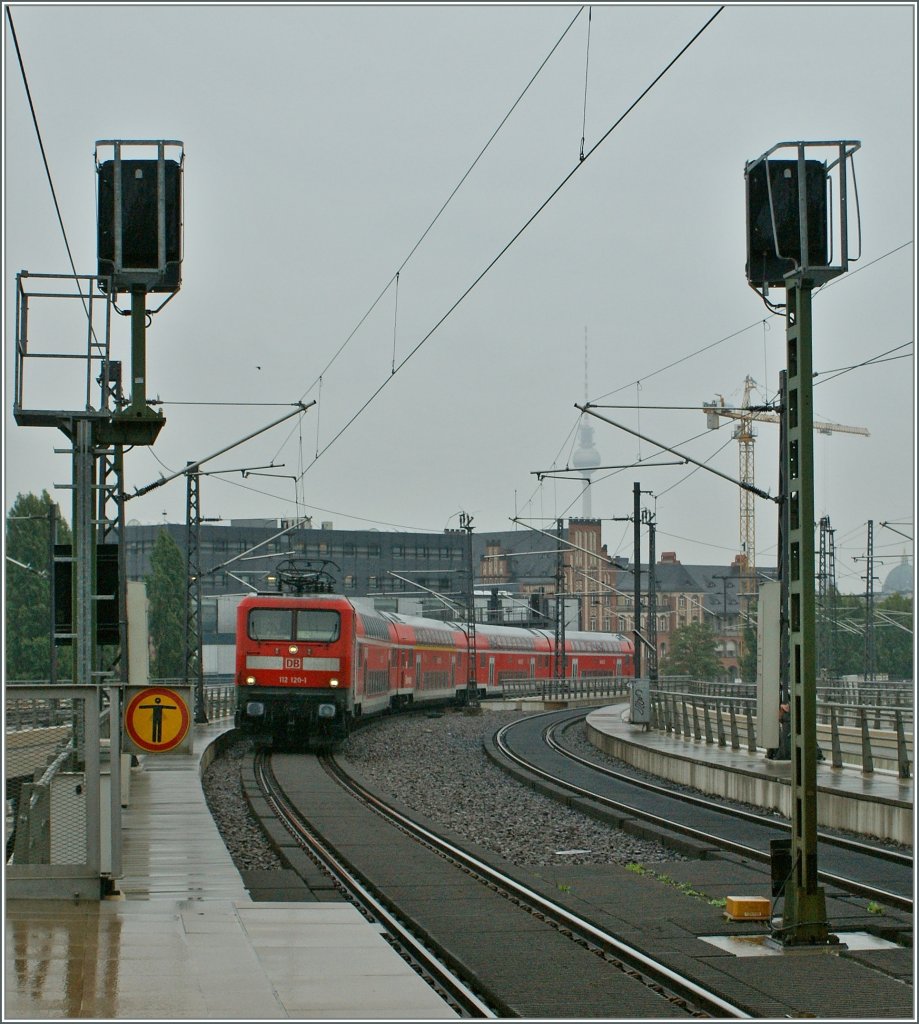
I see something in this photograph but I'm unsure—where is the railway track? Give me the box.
[255,744,752,1019]
[493,708,914,916]
[253,748,494,1018]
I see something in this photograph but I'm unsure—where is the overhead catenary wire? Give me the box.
[298,7,725,481]
[5,7,93,326]
[813,342,913,388]
[261,6,588,467]
[295,5,587,407]
[579,5,593,162]
[587,240,912,408]
[391,271,400,375]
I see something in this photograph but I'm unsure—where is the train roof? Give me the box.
[239,593,631,647]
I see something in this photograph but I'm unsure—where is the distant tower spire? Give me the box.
[571,326,600,518]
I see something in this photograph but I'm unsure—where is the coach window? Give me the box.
[295,609,340,643]
[249,608,293,640]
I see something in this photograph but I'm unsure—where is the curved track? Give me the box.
[495,708,913,914]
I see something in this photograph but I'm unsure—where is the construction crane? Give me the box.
[703,375,869,597]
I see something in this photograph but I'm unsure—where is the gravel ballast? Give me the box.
[202,708,686,875]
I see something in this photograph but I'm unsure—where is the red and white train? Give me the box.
[234,592,634,743]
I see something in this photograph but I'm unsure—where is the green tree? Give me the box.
[5,491,73,680]
[830,591,913,680]
[146,530,187,679]
[660,621,722,680]
[875,593,913,680]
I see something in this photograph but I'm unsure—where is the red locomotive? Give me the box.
[235,586,634,744]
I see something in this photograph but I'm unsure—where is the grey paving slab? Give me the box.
[3,722,459,1021]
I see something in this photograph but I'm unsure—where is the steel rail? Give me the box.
[321,752,751,1019]
[493,712,912,914]
[545,716,913,868]
[253,750,497,1019]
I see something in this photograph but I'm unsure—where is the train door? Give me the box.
[488,657,495,686]
[529,657,536,678]
[571,658,579,678]
[450,655,456,688]
[415,653,423,691]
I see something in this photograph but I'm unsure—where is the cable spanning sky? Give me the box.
[3,3,915,596]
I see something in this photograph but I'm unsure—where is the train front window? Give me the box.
[248,609,294,641]
[295,610,340,643]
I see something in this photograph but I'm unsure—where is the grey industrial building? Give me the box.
[124,517,775,681]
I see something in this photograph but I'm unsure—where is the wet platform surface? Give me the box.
[3,719,458,1020]
[5,707,913,1020]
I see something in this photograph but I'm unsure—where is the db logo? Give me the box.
[284,657,301,669]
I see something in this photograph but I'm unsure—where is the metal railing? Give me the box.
[818,679,914,710]
[202,683,235,720]
[495,675,632,701]
[5,679,234,898]
[647,684,913,779]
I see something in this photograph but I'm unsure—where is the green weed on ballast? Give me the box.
[867,901,885,915]
[625,863,727,907]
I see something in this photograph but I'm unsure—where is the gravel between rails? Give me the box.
[202,708,687,874]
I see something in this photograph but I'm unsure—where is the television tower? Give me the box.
[571,328,601,518]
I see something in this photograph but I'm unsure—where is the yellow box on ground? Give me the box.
[724,896,771,921]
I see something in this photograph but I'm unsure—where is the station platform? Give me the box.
[5,705,913,1020]
[3,719,459,1021]
[585,703,914,845]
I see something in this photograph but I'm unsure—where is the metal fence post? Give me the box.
[830,705,843,768]
[729,704,740,751]
[859,707,874,774]
[895,709,911,780]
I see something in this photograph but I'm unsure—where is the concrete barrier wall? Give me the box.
[586,722,913,846]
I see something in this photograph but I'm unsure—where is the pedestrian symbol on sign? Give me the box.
[138,695,177,743]
[125,687,190,752]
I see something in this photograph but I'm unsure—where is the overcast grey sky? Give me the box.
[3,3,915,595]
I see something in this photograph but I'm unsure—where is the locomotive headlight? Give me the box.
[329,678,339,687]
[245,675,256,685]
[288,644,298,654]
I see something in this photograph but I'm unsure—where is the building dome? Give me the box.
[572,422,601,472]
[882,553,913,596]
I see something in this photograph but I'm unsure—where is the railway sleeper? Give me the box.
[483,732,720,861]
